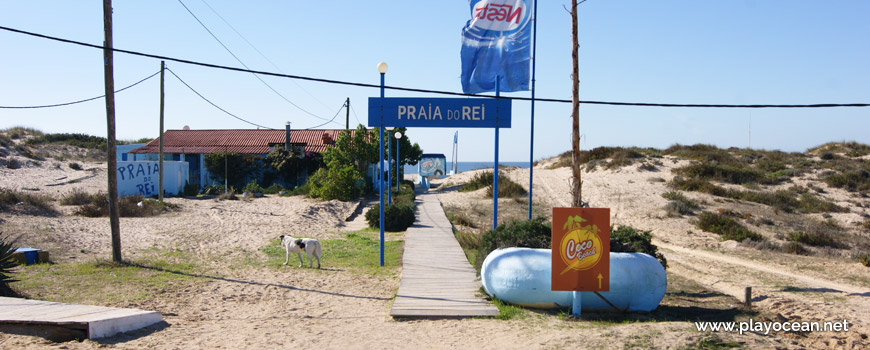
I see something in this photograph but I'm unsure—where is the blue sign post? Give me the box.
[370,95,512,267]
[368,97,511,128]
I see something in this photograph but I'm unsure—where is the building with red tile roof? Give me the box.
[129,128,352,188]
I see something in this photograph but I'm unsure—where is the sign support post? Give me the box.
[528,0,538,220]
[493,78,500,231]
[552,208,611,317]
[388,131,392,204]
[378,65,386,267]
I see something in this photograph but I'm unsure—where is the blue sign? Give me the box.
[460,0,532,94]
[368,97,511,128]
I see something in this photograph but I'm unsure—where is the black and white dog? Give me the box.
[280,235,322,269]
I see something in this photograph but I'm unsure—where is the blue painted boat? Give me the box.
[481,248,667,312]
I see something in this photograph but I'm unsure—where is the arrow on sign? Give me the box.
[597,273,603,289]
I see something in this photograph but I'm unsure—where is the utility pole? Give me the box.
[345,97,350,129]
[570,0,583,208]
[103,0,122,262]
[158,61,165,201]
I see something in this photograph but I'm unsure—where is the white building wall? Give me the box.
[116,161,189,197]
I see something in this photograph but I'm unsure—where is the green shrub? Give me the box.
[308,165,363,201]
[785,231,840,248]
[68,162,82,170]
[610,225,667,269]
[264,184,284,195]
[662,191,701,216]
[242,179,264,194]
[782,241,809,255]
[823,169,870,193]
[859,254,870,267]
[669,176,728,196]
[25,132,107,149]
[672,177,844,214]
[0,232,19,296]
[664,144,736,164]
[675,163,777,185]
[182,182,200,197]
[286,182,310,196]
[796,193,847,213]
[697,211,763,242]
[475,217,551,273]
[365,203,415,232]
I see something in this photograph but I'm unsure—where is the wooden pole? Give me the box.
[744,286,752,309]
[103,0,122,262]
[159,61,165,201]
[570,0,583,208]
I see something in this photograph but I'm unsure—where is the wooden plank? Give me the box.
[390,192,498,318]
[0,297,162,340]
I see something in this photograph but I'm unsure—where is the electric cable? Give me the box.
[0,70,160,109]
[177,0,331,121]
[350,102,362,126]
[305,102,346,130]
[1,25,869,109]
[166,67,275,130]
[198,0,334,112]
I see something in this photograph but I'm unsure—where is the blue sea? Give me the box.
[403,161,529,175]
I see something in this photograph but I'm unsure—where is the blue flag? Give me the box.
[461,0,532,94]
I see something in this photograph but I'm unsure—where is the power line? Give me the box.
[176,0,331,121]
[305,102,347,130]
[166,67,275,130]
[0,70,160,109]
[198,0,335,113]
[349,102,362,126]
[2,25,869,109]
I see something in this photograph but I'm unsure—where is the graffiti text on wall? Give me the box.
[118,163,159,197]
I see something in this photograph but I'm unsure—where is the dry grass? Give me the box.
[0,187,57,216]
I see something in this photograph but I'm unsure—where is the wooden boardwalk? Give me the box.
[390,191,499,317]
[0,297,162,341]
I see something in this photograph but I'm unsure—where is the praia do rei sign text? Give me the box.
[368,97,511,128]
[552,208,610,292]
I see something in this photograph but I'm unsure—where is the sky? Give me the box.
[1,1,869,162]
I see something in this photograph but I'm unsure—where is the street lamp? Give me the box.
[377,62,387,267]
[386,126,394,204]
[395,131,402,192]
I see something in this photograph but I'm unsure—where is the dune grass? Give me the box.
[0,187,57,215]
[697,211,763,242]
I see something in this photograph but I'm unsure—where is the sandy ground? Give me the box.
[435,159,870,349]
[1,153,869,349]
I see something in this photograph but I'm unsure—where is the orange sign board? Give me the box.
[551,208,610,291]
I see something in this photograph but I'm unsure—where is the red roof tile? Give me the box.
[130,129,352,155]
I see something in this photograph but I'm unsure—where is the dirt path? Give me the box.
[658,242,868,295]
